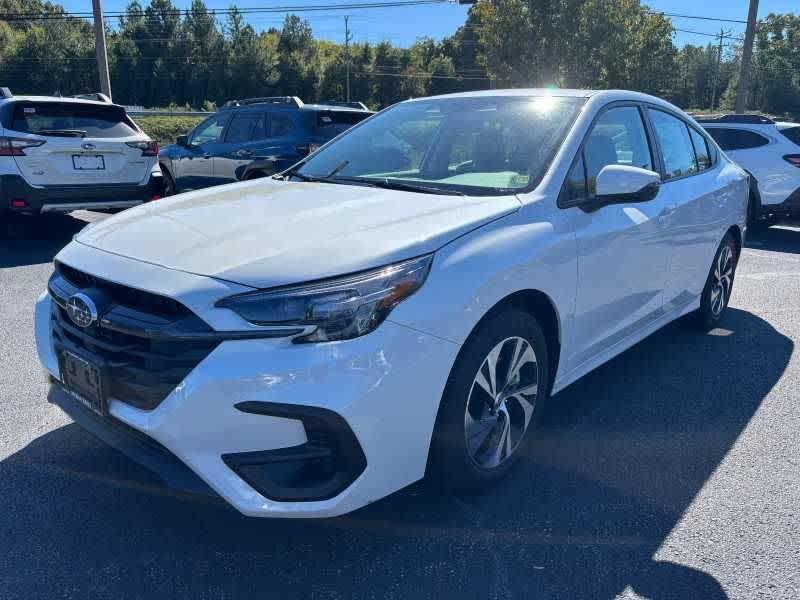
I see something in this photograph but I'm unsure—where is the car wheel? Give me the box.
[162,169,176,196]
[427,307,549,491]
[694,233,738,330]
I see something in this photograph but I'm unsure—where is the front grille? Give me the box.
[57,261,186,318]
[49,265,220,411]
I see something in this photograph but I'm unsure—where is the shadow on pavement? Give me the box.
[1,309,791,599]
[0,214,88,268]
[745,222,800,254]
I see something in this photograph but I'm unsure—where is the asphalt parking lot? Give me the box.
[1,213,799,600]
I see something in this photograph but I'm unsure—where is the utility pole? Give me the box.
[92,0,112,99]
[344,16,352,102]
[735,0,759,113]
[710,29,726,112]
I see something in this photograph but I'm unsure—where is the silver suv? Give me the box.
[0,88,162,220]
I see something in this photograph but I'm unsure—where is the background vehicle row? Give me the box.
[158,96,372,194]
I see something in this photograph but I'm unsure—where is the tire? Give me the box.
[427,307,549,492]
[694,233,739,330]
[161,168,176,196]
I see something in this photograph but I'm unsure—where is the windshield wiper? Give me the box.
[332,176,465,196]
[288,161,350,183]
[32,129,87,138]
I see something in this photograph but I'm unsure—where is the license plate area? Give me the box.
[72,154,105,170]
[60,350,106,416]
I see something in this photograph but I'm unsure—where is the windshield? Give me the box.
[295,95,585,195]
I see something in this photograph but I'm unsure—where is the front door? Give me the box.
[562,104,673,371]
[174,112,230,190]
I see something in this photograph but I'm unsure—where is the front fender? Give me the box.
[389,196,577,382]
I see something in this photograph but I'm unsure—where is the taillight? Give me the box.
[126,140,159,157]
[784,154,800,168]
[0,136,45,156]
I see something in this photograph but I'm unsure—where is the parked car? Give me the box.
[0,88,162,219]
[158,96,373,194]
[698,114,800,225]
[36,89,748,518]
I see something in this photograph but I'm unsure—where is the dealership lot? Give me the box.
[1,214,799,599]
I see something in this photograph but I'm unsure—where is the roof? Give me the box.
[299,103,373,113]
[0,94,119,107]
[408,88,680,110]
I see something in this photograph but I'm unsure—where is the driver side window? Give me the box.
[563,105,653,204]
[190,113,230,146]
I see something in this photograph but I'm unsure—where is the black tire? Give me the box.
[161,168,176,196]
[694,233,739,331]
[427,306,549,492]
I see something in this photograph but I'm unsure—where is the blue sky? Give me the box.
[60,0,797,47]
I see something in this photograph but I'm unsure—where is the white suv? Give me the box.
[698,114,800,225]
[35,89,747,518]
[0,88,162,220]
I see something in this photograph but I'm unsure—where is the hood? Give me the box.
[75,178,520,288]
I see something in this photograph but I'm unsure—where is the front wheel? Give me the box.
[427,307,549,491]
[694,233,738,330]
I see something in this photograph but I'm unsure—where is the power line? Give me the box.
[0,0,451,21]
[645,10,748,25]
[674,27,742,40]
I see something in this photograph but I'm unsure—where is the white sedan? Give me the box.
[36,89,748,517]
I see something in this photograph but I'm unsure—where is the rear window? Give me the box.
[705,127,769,151]
[780,126,800,147]
[315,110,370,139]
[10,102,138,138]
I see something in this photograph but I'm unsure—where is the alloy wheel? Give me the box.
[464,336,539,469]
[710,244,734,317]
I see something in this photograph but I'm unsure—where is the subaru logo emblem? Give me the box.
[66,293,97,328]
[81,142,95,151]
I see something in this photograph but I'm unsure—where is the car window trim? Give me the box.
[558,101,658,210]
[687,124,712,172]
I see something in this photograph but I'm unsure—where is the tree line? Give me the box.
[0,0,798,118]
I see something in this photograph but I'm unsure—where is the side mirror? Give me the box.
[595,164,661,203]
[176,134,189,147]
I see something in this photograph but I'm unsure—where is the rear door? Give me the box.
[647,108,729,309]
[213,110,266,183]
[9,101,149,186]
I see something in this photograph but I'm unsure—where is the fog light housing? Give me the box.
[222,401,367,502]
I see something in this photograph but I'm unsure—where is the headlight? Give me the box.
[216,254,433,343]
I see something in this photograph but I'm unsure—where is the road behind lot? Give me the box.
[1,214,799,600]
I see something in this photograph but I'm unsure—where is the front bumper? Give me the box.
[35,289,459,518]
[1,173,163,214]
